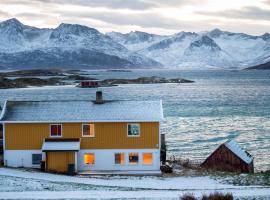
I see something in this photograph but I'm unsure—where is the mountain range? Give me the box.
[0,18,269,70]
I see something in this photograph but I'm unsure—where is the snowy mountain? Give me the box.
[106,31,167,51]
[0,18,161,69]
[110,29,270,69]
[0,18,269,70]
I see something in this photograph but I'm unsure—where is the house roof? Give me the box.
[0,100,163,122]
[42,139,80,152]
[225,139,253,164]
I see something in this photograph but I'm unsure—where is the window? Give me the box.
[143,153,153,165]
[82,124,95,137]
[115,153,125,165]
[127,124,140,136]
[50,124,62,137]
[32,154,42,165]
[129,153,139,164]
[84,153,95,165]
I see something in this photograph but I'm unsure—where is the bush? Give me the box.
[202,192,233,200]
[180,193,196,200]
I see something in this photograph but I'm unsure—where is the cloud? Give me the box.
[0,10,10,18]
[0,0,269,35]
[197,6,270,21]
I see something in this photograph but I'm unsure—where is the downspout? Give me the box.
[0,100,8,166]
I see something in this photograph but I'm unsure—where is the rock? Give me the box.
[101,76,194,85]
[160,165,173,173]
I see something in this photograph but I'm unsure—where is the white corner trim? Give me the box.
[160,100,164,121]
[0,100,8,120]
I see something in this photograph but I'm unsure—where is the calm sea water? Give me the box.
[0,69,270,171]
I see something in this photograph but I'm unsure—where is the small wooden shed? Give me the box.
[201,140,254,173]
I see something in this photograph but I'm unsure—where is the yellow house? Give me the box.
[0,92,164,174]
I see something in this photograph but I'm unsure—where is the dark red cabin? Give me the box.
[80,81,99,88]
[201,140,254,173]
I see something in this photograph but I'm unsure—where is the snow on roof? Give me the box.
[1,100,163,122]
[225,139,253,164]
[42,141,80,152]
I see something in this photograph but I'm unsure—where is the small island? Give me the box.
[0,69,194,89]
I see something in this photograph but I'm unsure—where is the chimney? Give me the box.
[95,91,103,104]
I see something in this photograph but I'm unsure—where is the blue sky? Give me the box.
[0,0,269,35]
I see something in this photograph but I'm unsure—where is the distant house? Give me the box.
[79,81,99,88]
[0,91,164,174]
[201,140,254,173]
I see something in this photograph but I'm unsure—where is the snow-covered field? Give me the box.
[0,168,269,199]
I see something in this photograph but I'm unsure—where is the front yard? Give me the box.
[0,167,269,199]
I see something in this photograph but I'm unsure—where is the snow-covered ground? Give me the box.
[0,168,269,199]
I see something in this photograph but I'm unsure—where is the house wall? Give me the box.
[5,122,159,150]
[4,150,43,168]
[78,149,160,171]
[201,144,254,173]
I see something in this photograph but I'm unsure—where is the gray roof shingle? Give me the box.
[1,100,163,122]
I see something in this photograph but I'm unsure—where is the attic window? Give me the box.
[82,124,95,137]
[50,124,62,137]
[127,124,140,137]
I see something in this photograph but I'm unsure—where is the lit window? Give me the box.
[129,153,139,164]
[50,124,62,137]
[84,153,95,165]
[127,124,140,136]
[115,153,125,165]
[82,124,95,137]
[143,153,153,165]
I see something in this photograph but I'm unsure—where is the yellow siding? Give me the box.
[5,122,159,150]
[46,152,75,173]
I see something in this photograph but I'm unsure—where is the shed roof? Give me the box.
[0,100,163,122]
[225,140,253,164]
[42,139,80,152]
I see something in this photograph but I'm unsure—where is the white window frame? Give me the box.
[49,124,62,137]
[114,153,125,165]
[127,123,140,137]
[128,152,139,165]
[84,153,95,165]
[142,152,153,165]
[82,124,95,137]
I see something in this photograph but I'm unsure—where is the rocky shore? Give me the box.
[0,69,194,89]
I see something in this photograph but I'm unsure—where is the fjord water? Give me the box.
[0,69,270,171]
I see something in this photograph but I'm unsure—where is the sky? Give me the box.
[0,0,270,35]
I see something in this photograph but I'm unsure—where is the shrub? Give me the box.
[180,193,196,200]
[202,192,233,200]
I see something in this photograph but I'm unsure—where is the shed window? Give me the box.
[127,124,140,136]
[84,153,95,165]
[143,153,153,165]
[115,153,125,165]
[50,124,62,137]
[82,124,95,137]
[129,153,139,164]
[32,154,42,165]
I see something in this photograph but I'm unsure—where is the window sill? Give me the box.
[127,135,140,137]
[82,135,95,138]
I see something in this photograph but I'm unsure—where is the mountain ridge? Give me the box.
[0,18,269,70]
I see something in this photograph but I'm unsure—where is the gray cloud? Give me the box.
[197,6,270,21]
[0,0,205,10]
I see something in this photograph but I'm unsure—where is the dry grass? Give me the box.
[179,192,233,200]
[202,192,233,200]
[180,193,196,200]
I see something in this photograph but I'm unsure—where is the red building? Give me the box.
[79,81,99,88]
[201,140,254,173]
